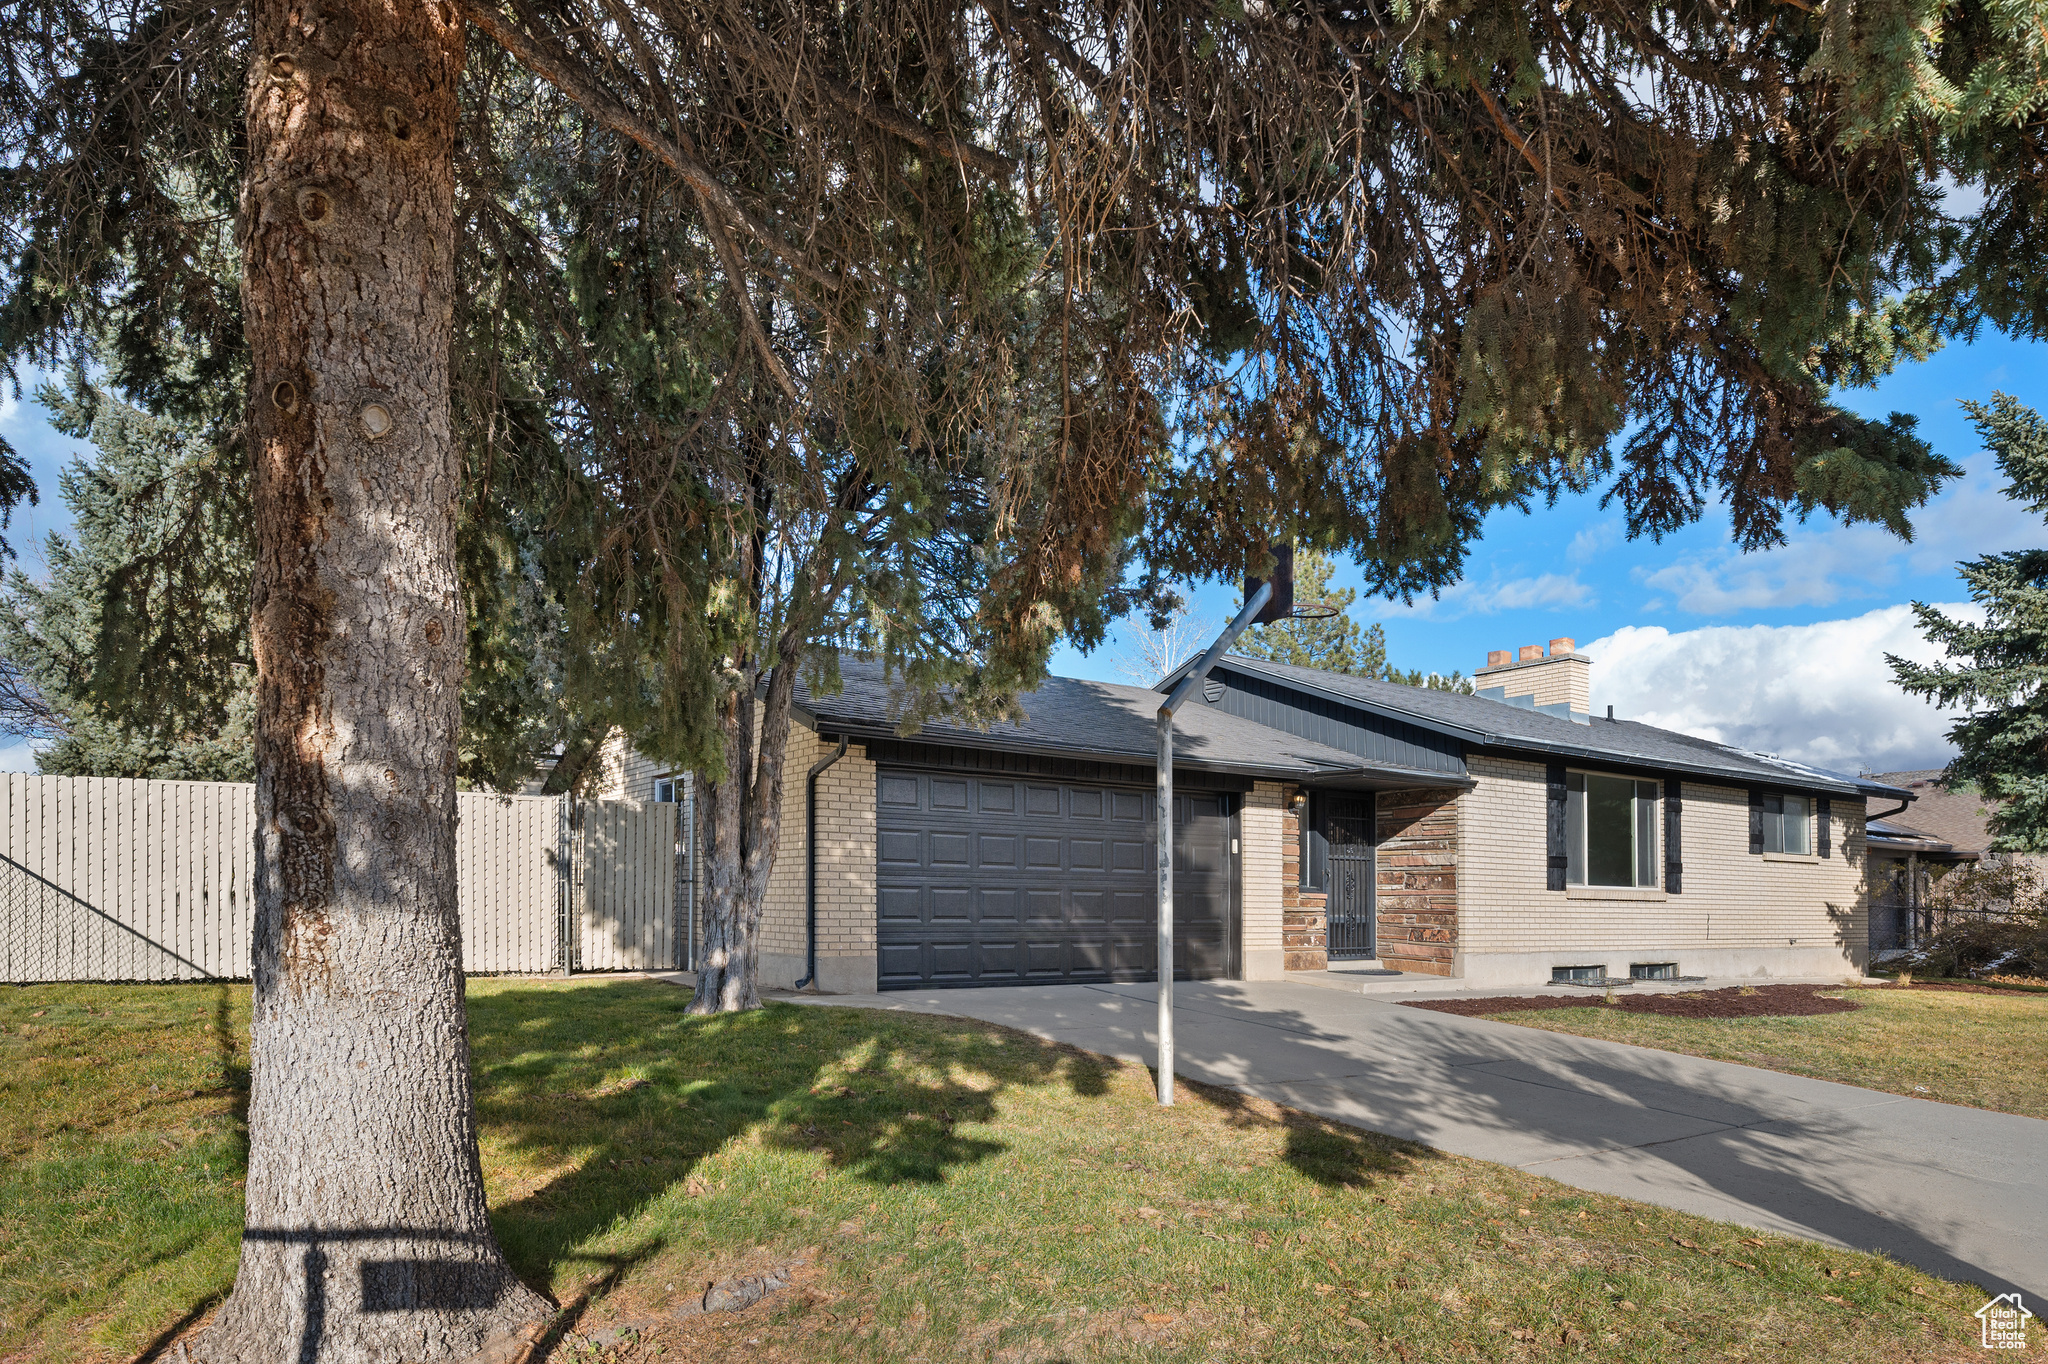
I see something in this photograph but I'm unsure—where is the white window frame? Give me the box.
[1565,769,1660,889]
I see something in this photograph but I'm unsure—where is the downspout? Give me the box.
[794,734,850,992]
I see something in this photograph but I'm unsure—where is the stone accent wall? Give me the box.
[1279,785,1328,971]
[1376,787,1461,976]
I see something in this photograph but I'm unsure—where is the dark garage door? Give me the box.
[875,768,1236,989]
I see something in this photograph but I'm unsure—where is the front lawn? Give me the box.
[1463,984,2048,1121]
[0,978,2032,1364]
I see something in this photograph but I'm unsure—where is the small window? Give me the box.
[1552,965,1606,984]
[653,775,682,803]
[1761,793,1810,854]
[1565,772,1660,887]
[1630,962,1678,981]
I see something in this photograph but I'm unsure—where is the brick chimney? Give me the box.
[1476,636,1591,718]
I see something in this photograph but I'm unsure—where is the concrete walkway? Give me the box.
[783,978,2044,1299]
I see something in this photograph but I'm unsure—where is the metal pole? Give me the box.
[1156,707,1175,1105]
[1155,579,1273,1107]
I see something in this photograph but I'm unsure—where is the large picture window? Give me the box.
[1565,772,1659,888]
[1760,793,1810,854]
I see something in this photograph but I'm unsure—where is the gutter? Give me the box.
[793,734,849,992]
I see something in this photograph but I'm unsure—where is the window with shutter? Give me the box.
[1817,796,1832,859]
[1563,769,1660,888]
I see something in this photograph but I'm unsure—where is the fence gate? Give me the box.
[570,799,685,972]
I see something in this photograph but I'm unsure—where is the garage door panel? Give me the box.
[878,830,922,865]
[1110,889,1152,926]
[929,941,976,980]
[877,885,923,923]
[876,768,1234,989]
[977,834,1018,869]
[877,941,925,986]
[1025,836,1063,869]
[977,887,1022,925]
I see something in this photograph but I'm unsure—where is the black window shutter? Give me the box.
[1664,776,1684,894]
[1817,795,1832,859]
[1546,763,1568,891]
[1748,789,1765,855]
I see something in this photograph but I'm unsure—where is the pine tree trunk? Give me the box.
[199,1,551,1358]
[690,646,802,1013]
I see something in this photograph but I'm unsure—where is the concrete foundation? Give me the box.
[759,950,879,995]
[1452,944,1863,987]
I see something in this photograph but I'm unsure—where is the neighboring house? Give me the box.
[591,640,1910,991]
[1862,770,2045,953]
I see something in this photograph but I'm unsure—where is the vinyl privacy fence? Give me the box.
[0,774,693,983]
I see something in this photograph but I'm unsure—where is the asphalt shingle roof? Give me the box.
[788,652,1910,799]
[795,657,1415,784]
[1194,655,1912,800]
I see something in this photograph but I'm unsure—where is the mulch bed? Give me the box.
[1401,983,1866,1020]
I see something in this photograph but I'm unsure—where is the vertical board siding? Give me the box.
[1207,667,1468,777]
[576,799,678,971]
[1,777,566,982]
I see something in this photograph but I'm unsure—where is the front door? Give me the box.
[1321,793,1376,960]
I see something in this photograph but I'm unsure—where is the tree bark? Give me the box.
[200,1,551,1359]
[689,642,803,1013]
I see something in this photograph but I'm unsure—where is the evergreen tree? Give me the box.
[0,372,254,779]
[1892,395,2048,850]
[3,1,2045,1355]
[1238,546,1386,676]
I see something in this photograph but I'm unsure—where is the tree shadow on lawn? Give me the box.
[466,980,1118,1296]
[1184,1077,1434,1191]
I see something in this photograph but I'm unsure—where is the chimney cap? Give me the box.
[1549,636,1577,655]
[1517,645,1544,662]
[1486,649,1511,668]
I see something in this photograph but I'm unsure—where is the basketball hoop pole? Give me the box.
[1153,578,1273,1106]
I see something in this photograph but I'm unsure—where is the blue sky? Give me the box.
[5,331,2042,775]
[1060,330,2048,776]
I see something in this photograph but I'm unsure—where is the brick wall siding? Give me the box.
[1457,752,1869,975]
[1241,783,1288,978]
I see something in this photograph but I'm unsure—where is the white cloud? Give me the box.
[1390,572,1592,620]
[1582,603,1981,775]
[0,739,43,774]
[1635,450,2037,615]
[1567,520,1623,564]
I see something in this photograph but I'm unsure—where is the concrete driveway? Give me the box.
[797,978,2044,1299]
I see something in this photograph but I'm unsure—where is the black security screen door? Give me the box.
[1319,793,1376,961]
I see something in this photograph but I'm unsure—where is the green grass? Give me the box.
[1484,985,2048,1121]
[0,978,2035,1364]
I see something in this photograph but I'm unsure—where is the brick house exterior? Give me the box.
[596,645,1907,991]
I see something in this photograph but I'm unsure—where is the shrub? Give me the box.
[1913,859,2048,979]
